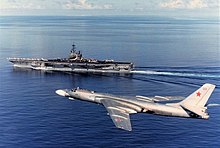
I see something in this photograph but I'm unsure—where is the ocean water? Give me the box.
[0,16,220,147]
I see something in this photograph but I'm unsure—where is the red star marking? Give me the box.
[196,91,201,97]
[115,118,122,122]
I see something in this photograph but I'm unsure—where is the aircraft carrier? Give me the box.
[8,43,134,73]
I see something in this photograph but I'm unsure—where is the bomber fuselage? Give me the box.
[56,88,190,118]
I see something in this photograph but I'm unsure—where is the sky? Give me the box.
[0,0,219,18]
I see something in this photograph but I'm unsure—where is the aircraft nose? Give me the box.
[56,89,68,97]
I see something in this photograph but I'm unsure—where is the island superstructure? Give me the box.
[8,43,134,73]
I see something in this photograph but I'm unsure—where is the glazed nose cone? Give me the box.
[56,90,68,97]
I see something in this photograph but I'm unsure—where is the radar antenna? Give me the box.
[71,42,76,53]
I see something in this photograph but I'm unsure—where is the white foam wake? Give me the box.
[207,104,220,107]
[131,70,220,78]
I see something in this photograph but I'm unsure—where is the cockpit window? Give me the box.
[71,88,77,92]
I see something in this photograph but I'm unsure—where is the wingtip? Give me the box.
[204,83,216,87]
[116,126,132,132]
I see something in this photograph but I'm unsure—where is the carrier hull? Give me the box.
[8,58,133,74]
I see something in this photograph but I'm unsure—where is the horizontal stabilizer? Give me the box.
[181,105,209,119]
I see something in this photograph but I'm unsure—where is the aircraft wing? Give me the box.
[136,95,185,102]
[153,96,185,101]
[100,99,132,131]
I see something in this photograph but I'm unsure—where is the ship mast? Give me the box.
[69,42,82,60]
[71,43,76,53]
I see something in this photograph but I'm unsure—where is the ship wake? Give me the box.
[131,70,220,78]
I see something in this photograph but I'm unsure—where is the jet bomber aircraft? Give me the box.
[56,83,215,131]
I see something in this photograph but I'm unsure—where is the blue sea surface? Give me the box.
[0,16,220,147]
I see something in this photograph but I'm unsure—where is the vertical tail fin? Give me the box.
[180,83,215,119]
[181,83,215,107]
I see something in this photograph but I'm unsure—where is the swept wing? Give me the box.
[136,95,185,102]
[100,99,134,131]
